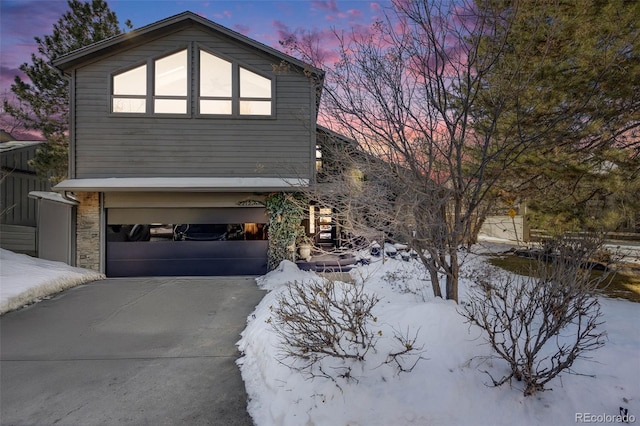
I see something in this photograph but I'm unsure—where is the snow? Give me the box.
[238,248,640,426]
[1,246,637,425]
[0,249,105,314]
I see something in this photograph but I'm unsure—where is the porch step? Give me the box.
[296,253,357,272]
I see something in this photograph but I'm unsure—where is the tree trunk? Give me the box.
[429,266,443,299]
[421,253,443,298]
[446,250,459,302]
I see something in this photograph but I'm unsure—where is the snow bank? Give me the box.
[238,251,640,426]
[0,249,105,314]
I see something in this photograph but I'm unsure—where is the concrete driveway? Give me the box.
[0,277,266,426]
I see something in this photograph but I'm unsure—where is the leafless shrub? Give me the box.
[269,276,426,382]
[269,277,380,381]
[382,326,427,374]
[461,236,610,396]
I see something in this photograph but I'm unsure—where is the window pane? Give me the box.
[112,97,146,113]
[200,99,232,115]
[240,68,271,98]
[155,50,187,96]
[113,65,146,95]
[200,51,232,97]
[154,99,187,114]
[108,223,266,242]
[240,100,271,115]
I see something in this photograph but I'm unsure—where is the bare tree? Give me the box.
[287,0,539,301]
[285,0,637,302]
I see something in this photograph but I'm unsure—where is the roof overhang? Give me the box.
[28,191,79,205]
[53,177,309,193]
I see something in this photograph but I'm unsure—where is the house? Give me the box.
[1,136,50,254]
[51,12,325,277]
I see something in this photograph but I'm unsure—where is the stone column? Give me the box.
[76,192,101,271]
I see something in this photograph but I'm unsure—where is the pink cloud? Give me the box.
[213,10,232,20]
[272,20,343,67]
[370,2,381,11]
[233,23,251,35]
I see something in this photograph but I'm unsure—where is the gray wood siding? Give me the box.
[1,145,50,226]
[71,25,315,179]
[0,224,36,255]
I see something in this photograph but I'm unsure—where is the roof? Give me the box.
[0,140,45,154]
[52,11,324,80]
[28,191,79,206]
[53,177,309,193]
[0,130,15,142]
[317,125,357,145]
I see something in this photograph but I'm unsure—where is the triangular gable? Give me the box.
[52,11,324,81]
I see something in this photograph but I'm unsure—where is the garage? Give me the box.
[106,206,268,277]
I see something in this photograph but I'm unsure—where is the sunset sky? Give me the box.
[0,0,389,94]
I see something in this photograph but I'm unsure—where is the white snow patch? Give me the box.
[0,249,105,314]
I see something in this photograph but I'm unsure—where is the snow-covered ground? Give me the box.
[238,247,640,426]
[0,249,105,314]
[1,246,637,425]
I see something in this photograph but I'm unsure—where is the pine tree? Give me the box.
[3,0,131,183]
[474,0,640,232]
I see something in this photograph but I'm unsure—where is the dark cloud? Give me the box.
[1,1,70,91]
[0,65,24,92]
[1,1,68,42]
[311,1,339,13]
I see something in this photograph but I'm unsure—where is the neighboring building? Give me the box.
[51,12,324,277]
[0,137,49,254]
[0,130,16,143]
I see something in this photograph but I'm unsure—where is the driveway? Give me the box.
[0,277,266,426]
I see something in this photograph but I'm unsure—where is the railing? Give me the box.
[530,229,640,243]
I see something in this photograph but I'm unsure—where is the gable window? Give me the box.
[239,67,272,115]
[154,50,188,114]
[199,49,273,116]
[112,64,147,113]
[199,50,233,114]
[111,45,274,117]
[111,49,188,115]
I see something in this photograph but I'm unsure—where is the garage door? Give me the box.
[106,207,268,277]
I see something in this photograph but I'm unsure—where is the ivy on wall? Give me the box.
[265,192,306,270]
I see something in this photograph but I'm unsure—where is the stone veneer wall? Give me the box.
[76,192,101,271]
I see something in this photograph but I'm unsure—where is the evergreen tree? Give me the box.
[474,0,640,232]
[3,0,131,183]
